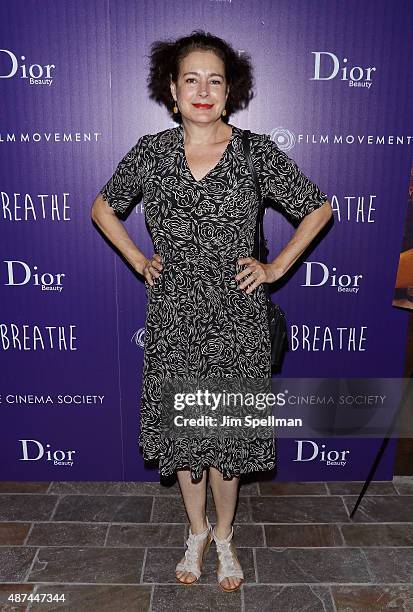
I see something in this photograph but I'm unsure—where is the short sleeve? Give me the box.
[257,134,328,222]
[99,135,145,214]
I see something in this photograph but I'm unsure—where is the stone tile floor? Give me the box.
[0,477,413,611]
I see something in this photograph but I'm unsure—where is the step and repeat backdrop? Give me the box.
[1,0,412,482]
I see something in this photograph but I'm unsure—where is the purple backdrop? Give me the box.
[1,0,412,481]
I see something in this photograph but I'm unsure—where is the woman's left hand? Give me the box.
[235,257,284,294]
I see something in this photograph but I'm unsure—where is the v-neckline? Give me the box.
[178,123,235,184]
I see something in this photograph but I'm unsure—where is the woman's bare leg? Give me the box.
[175,468,209,583]
[209,467,242,590]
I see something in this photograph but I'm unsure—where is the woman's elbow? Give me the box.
[320,200,333,223]
[323,199,333,215]
[91,193,114,221]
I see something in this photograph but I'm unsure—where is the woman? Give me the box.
[91,30,332,593]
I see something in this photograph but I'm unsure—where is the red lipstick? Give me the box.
[193,103,213,109]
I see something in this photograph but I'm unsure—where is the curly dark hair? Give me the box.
[147,29,255,123]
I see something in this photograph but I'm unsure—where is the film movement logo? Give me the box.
[269,128,296,151]
[132,328,146,348]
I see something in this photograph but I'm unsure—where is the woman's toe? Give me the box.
[228,576,241,589]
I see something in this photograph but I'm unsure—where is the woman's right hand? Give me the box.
[142,253,163,286]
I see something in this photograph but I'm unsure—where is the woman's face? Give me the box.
[170,50,229,124]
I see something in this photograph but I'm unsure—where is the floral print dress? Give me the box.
[100,123,328,481]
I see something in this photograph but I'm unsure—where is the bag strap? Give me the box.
[241,129,269,264]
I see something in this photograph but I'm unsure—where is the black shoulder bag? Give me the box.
[241,129,289,372]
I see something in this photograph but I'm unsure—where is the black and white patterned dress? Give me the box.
[100,124,328,481]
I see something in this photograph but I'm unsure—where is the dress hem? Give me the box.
[138,435,277,481]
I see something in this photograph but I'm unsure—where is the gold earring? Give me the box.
[173,103,178,114]
[222,108,227,117]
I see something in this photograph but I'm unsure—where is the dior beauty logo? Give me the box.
[3,260,65,292]
[19,440,76,467]
[311,52,376,89]
[0,50,55,85]
[302,261,363,294]
[294,440,350,467]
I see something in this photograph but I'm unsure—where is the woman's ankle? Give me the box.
[190,517,209,535]
[213,524,232,540]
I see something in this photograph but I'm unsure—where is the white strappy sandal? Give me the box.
[175,516,213,585]
[212,525,244,592]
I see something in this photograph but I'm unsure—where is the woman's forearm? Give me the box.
[91,195,148,274]
[270,201,333,276]
[395,249,413,288]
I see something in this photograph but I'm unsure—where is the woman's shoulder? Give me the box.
[136,126,181,153]
[232,125,268,138]
[231,125,274,160]
[250,130,274,151]
[139,124,267,144]
[232,125,273,148]
[136,125,272,155]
